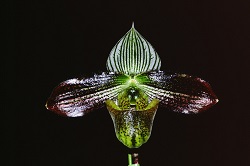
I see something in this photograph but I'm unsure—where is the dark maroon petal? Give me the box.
[45,72,128,117]
[138,71,218,114]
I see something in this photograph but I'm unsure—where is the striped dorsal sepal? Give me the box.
[106,23,161,75]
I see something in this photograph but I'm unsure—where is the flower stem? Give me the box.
[128,153,140,166]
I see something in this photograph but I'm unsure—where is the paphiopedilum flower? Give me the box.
[46,24,218,148]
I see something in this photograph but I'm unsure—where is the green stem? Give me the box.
[128,154,132,165]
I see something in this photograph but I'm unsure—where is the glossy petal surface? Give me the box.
[137,71,219,114]
[46,73,129,117]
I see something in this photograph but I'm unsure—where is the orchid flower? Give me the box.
[46,24,218,148]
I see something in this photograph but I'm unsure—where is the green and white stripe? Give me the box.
[106,23,161,75]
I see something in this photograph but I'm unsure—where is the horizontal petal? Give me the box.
[137,71,218,114]
[46,72,129,117]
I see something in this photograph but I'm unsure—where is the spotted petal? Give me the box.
[106,23,161,75]
[46,72,129,117]
[136,71,219,114]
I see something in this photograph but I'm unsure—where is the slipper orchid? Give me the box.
[46,24,218,148]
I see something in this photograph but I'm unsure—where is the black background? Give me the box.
[6,0,250,165]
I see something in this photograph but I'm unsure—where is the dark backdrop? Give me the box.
[6,0,250,165]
